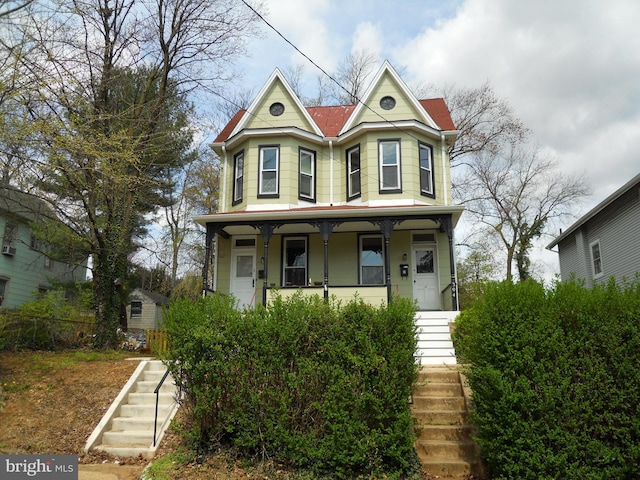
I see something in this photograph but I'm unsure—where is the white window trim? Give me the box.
[282,236,308,287]
[359,234,385,285]
[378,140,401,192]
[590,239,604,279]
[233,151,244,204]
[419,142,434,197]
[299,148,315,201]
[259,145,279,196]
[347,145,361,199]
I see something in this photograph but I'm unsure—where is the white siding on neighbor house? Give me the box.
[559,187,640,286]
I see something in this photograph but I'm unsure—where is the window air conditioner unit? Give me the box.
[2,245,16,256]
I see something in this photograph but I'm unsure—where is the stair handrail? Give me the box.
[153,368,171,447]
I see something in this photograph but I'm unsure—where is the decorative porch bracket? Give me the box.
[310,220,343,300]
[370,219,403,304]
[438,215,459,311]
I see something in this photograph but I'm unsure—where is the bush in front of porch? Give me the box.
[162,291,420,479]
[453,278,640,479]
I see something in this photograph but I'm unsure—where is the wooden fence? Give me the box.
[145,329,168,355]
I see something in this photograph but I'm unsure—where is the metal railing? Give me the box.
[153,368,171,447]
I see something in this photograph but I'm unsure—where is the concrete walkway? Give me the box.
[78,463,146,480]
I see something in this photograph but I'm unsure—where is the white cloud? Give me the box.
[395,0,640,204]
[351,21,383,58]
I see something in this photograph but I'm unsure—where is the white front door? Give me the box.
[231,251,256,309]
[412,246,440,310]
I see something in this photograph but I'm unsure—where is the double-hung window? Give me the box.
[379,139,401,192]
[299,148,316,201]
[283,237,307,286]
[259,145,279,197]
[590,240,603,279]
[419,142,435,198]
[360,235,385,285]
[233,151,244,205]
[346,145,361,200]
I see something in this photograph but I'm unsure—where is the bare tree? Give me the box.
[329,49,378,105]
[0,0,33,18]
[444,82,529,166]
[459,145,590,281]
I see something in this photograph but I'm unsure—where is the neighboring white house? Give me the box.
[547,173,640,287]
[126,288,170,332]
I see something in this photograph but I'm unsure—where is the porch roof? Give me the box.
[193,204,464,237]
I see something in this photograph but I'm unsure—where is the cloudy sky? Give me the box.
[232,0,640,278]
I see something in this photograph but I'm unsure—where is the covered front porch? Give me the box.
[195,205,463,311]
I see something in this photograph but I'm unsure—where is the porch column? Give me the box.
[373,219,400,304]
[257,222,276,306]
[202,224,228,297]
[440,215,459,310]
[202,224,213,296]
[312,221,342,301]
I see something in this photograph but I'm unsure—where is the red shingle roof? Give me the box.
[307,105,356,137]
[418,99,456,131]
[213,99,455,143]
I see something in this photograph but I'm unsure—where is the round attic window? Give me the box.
[380,95,396,110]
[269,102,285,116]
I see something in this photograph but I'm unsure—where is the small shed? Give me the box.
[126,288,170,332]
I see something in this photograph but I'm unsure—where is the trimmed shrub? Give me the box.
[162,292,419,478]
[453,279,640,479]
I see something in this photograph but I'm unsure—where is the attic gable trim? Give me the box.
[337,120,457,144]
[229,68,324,139]
[339,61,439,135]
[212,127,325,151]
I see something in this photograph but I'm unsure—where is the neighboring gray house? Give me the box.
[126,288,170,332]
[547,173,640,287]
[0,185,88,308]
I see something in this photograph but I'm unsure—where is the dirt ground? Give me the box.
[0,350,300,479]
[0,350,445,479]
[0,350,143,460]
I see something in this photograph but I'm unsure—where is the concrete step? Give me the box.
[412,395,466,411]
[94,446,154,458]
[111,417,164,431]
[135,380,176,393]
[102,430,154,446]
[414,382,463,397]
[119,403,173,418]
[85,359,180,459]
[412,366,483,477]
[413,409,467,425]
[417,369,460,383]
[415,439,477,458]
[127,392,175,405]
[416,424,474,441]
[419,458,479,477]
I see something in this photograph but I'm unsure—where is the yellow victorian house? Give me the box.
[195,62,463,363]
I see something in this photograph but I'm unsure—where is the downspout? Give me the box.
[329,140,334,205]
[440,133,448,205]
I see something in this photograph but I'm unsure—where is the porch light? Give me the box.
[402,253,408,261]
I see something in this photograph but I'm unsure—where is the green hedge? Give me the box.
[162,292,419,478]
[453,279,640,479]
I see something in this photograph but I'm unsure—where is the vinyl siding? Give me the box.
[0,215,85,308]
[558,187,640,285]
